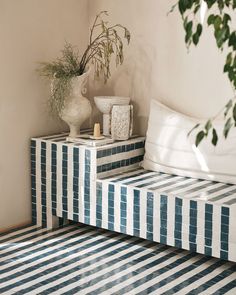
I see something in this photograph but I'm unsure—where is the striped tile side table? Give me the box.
[31,132,145,228]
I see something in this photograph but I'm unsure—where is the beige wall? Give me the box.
[0,0,88,230]
[88,0,233,134]
[1,0,233,230]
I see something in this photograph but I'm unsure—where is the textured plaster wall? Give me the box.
[0,0,88,230]
[88,0,233,135]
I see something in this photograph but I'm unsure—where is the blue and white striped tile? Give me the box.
[0,224,235,295]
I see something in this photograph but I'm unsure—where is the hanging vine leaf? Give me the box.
[224,99,233,117]
[172,1,236,146]
[224,118,233,138]
[205,119,212,135]
[233,103,236,125]
[212,128,218,146]
[187,123,200,137]
[196,130,206,147]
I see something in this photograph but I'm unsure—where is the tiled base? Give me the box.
[0,224,235,294]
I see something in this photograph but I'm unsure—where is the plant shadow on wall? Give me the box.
[106,40,155,136]
[171,0,236,146]
[37,11,130,137]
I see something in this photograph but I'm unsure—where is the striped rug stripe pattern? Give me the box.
[0,224,235,294]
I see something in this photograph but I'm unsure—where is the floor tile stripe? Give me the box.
[0,224,235,295]
[0,225,84,264]
[184,265,236,295]
[0,226,43,245]
[0,227,94,276]
[110,254,207,295]
[0,224,79,260]
[0,224,36,239]
[61,247,184,295]
[8,236,146,294]
[29,240,158,295]
[160,259,229,295]
[213,279,236,295]
[0,228,117,287]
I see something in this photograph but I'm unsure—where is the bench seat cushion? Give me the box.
[142,99,236,184]
[97,168,236,261]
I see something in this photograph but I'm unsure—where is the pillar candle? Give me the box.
[93,123,101,138]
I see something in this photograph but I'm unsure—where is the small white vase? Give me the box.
[59,70,92,137]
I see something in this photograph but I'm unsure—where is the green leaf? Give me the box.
[185,21,193,44]
[215,27,229,48]
[192,32,199,45]
[233,103,236,124]
[213,16,222,30]
[192,24,203,45]
[212,128,218,146]
[187,123,200,137]
[195,130,205,147]
[178,0,195,14]
[233,0,236,9]
[206,0,217,9]
[193,4,200,14]
[207,14,215,26]
[223,13,231,25]
[228,32,236,50]
[226,52,232,65]
[197,23,202,36]
[184,17,188,29]
[205,120,212,134]
[223,118,233,138]
[178,0,185,14]
[228,68,235,82]
[224,99,233,117]
[217,0,224,12]
[224,64,230,73]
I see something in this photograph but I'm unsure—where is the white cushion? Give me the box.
[142,99,236,184]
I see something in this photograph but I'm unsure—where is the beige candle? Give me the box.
[93,123,101,138]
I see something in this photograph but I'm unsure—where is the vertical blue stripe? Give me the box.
[120,186,127,234]
[108,184,114,231]
[221,206,229,260]
[205,204,213,256]
[59,217,67,227]
[160,195,167,244]
[175,197,182,248]
[189,200,197,252]
[84,149,91,224]
[73,147,79,215]
[51,143,57,213]
[31,140,37,225]
[62,145,68,214]
[146,192,154,240]
[133,189,140,237]
[96,182,102,227]
[41,142,47,227]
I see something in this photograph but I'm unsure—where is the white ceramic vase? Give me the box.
[59,70,92,137]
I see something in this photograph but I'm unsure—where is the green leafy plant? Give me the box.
[38,11,130,115]
[172,0,236,146]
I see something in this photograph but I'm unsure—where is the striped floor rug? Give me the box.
[0,223,235,295]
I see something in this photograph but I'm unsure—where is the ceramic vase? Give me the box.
[58,69,92,137]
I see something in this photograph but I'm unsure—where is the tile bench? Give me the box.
[31,132,236,262]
